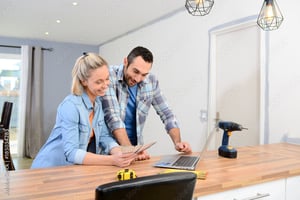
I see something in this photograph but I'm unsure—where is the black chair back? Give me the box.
[95,172,197,200]
[1,101,13,129]
[0,101,15,171]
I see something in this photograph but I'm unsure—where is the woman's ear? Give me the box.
[81,79,88,87]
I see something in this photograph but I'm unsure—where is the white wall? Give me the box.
[268,0,300,143]
[99,0,299,155]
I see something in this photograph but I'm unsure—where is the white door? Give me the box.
[208,21,266,150]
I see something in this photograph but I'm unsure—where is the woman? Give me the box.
[31,53,136,169]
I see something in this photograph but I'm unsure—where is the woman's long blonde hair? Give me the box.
[71,53,108,95]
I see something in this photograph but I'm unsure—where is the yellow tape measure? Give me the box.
[117,169,137,181]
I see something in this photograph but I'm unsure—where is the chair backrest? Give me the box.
[1,101,13,129]
[0,101,15,171]
[95,172,197,200]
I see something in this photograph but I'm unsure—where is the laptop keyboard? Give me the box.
[173,156,198,167]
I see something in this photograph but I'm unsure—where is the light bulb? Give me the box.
[185,0,214,16]
[195,0,203,5]
[264,4,274,24]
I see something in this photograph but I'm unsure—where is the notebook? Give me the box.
[153,129,215,170]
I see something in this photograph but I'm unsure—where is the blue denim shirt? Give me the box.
[102,64,179,145]
[31,92,118,169]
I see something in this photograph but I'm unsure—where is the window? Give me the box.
[0,53,21,156]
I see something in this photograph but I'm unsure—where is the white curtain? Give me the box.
[19,46,43,158]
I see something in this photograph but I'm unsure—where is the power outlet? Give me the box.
[200,110,207,122]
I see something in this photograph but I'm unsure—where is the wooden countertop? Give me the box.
[1,143,300,199]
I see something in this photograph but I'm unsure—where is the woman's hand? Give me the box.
[110,147,137,167]
[111,152,137,167]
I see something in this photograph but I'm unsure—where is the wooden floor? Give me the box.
[12,157,33,170]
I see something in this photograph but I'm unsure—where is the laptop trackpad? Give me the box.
[155,155,179,165]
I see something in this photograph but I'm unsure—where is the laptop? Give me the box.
[153,128,215,170]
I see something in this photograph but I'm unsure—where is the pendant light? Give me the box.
[257,0,284,31]
[185,0,214,16]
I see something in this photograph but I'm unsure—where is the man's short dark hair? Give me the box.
[127,46,153,66]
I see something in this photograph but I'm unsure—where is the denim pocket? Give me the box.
[78,124,89,146]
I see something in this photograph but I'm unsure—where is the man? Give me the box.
[102,46,191,159]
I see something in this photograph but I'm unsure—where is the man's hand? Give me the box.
[175,142,192,153]
[135,150,150,161]
[168,128,192,153]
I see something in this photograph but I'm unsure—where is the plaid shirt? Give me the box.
[101,64,179,144]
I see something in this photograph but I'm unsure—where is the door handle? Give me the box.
[233,193,270,200]
[215,112,220,131]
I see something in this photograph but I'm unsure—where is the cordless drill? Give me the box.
[218,121,247,158]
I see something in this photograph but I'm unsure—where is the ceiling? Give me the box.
[0,0,185,46]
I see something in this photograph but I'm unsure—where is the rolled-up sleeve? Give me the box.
[74,149,87,164]
[149,76,180,132]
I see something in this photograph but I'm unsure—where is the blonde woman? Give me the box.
[31,53,136,169]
